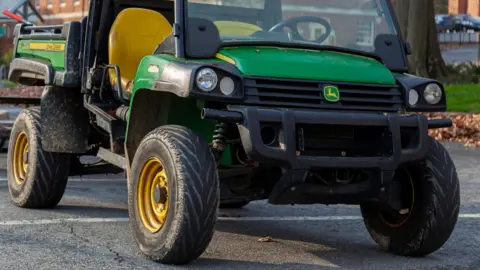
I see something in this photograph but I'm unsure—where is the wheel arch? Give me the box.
[125,89,219,173]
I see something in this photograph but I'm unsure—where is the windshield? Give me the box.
[186,0,398,53]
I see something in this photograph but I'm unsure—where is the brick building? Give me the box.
[449,0,480,16]
[34,0,89,24]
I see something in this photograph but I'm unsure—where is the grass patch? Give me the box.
[0,80,18,88]
[445,84,480,113]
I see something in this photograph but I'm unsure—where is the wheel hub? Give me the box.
[137,158,170,233]
[153,184,168,204]
[378,169,415,228]
[13,131,29,185]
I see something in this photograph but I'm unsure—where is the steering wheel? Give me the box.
[269,16,332,44]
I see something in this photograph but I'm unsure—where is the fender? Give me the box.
[40,86,89,153]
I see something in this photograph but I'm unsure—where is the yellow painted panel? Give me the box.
[214,21,262,36]
[21,42,66,52]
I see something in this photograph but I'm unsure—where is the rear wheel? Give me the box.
[360,137,460,256]
[7,108,71,208]
[128,125,220,265]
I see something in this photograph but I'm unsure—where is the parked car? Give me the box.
[440,14,480,32]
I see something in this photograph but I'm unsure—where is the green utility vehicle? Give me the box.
[5,0,460,265]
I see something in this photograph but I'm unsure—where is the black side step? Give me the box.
[96,147,126,170]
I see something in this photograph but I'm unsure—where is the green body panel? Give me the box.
[132,54,225,92]
[162,97,233,165]
[128,46,398,166]
[131,55,173,92]
[129,55,232,165]
[217,47,396,85]
[16,40,66,70]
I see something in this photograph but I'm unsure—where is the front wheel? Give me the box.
[360,137,460,256]
[128,125,220,265]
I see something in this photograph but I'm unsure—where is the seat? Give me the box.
[108,8,172,95]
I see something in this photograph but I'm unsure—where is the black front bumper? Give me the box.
[203,106,452,171]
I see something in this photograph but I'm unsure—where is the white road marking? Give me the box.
[220,214,480,221]
[0,214,479,226]
[0,178,125,182]
[458,213,480,218]
[0,218,129,226]
[219,216,363,221]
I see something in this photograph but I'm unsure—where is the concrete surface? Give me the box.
[0,142,478,269]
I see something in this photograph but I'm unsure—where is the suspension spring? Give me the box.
[212,122,228,161]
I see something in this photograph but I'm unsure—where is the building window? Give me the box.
[48,0,53,9]
[60,0,67,7]
[74,0,81,6]
[356,20,374,46]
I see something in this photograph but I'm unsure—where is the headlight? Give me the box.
[408,89,419,106]
[196,68,218,92]
[423,83,443,104]
[220,77,235,96]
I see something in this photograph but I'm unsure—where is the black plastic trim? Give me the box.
[428,118,453,129]
[394,73,447,112]
[41,86,89,154]
[175,0,186,58]
[227,106,430,171]
[243,75,403,112]
[8,58,54,84]
[150,60,244,101]
[382,0,410,71]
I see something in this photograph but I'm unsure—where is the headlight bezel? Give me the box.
[191,65,243,100]
[399,76,447,112]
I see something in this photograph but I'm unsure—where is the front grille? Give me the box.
[297,124,392,157]
[244,76,404,112]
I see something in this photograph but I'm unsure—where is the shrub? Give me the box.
[441,61,480,84]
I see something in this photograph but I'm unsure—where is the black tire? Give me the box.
[360,137,460,256]
[128,125,220,265]
[7,107,71,208]
[219,200,250,209]
[0,138,6,151]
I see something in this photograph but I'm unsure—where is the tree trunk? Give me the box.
[394,0,448,79]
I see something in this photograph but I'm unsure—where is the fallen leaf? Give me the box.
[423,113,480,148]
[257,236,275,242]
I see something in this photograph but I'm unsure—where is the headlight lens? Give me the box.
[196,68,218,92]
[408,89,419,106]
[423,83,443,104]
[220,77,235,96]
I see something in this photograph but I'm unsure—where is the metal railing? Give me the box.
[438,31,480,44]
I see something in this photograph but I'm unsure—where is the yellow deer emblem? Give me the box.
[323,86,340,102]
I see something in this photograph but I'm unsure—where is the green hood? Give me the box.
[217,47,396,85]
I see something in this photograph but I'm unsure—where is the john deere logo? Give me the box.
[324,85,340,103]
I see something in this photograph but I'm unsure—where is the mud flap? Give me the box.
[40,86,89,153]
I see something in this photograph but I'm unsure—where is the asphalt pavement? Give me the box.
[0,142,478,269]
[441,44,480,64]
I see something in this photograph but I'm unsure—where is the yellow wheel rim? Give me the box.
[137,157,169,233]
[13,131,29,185]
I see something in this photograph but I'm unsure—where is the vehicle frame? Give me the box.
[4,0,461,265]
